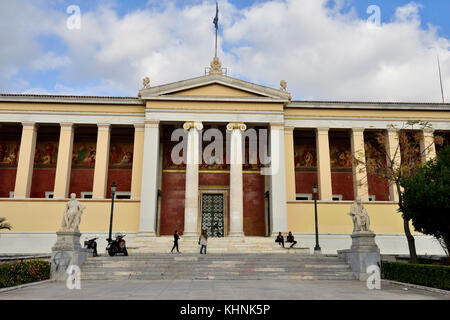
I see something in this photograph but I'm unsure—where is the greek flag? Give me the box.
[213,2,219,29]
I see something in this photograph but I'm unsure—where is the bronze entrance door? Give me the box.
[200,193,225,238]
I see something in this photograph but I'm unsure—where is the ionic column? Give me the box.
[183,121,203,237]
[420,129,436,162]
[131,123,145,199]
[53,123,74,199]
[92,124,111,199]
[139,120,160,236]
[268,123,288,235]
[316,128,333,200]
[284,127,296,200]
[351,128,369,201]
[14,122,38,198]
[227,122,246,237]
[385,129,400,202]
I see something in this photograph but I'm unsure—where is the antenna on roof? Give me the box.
[437,55,445,103]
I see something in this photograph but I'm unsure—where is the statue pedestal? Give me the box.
[50,230,88,281]
[338,231,380,281]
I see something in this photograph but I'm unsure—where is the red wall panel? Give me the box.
[331,171,354,200]
[243,174,265,236]
[295,171,318,198]
[106,169,132,199]
[69,168,95,198]
[159,173,186,236]
[367,173,390,201]
[30,168,56,198]
[0,169,17,198]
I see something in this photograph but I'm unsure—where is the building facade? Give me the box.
[0,71,449,255]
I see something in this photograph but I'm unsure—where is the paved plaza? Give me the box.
[0,279,448,300]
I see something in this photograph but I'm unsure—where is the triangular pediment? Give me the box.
[139,74,291,101]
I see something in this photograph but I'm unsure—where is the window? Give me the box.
[81,192,93,199]
[296,193,312,201]
[45,192,54,199]
[332,195,343,201]
[115,192,131,200]
[369,195,376,202]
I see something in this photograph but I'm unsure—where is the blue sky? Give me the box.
[1,0,449,101]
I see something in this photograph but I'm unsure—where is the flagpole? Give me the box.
[215,2,218,58]
[437,55,445,103]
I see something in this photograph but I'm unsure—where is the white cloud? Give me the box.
[0,0,449,102]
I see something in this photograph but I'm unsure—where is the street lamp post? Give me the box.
[313,184,321,254]
[107,182,117,244]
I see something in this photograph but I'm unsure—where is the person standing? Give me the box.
[199,230,208,254]
[171,230,181,254]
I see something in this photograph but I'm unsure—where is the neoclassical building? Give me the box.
[0,63,449,255]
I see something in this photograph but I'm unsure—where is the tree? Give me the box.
[354,120,443,264]
[0,217,12,230]
[400,146,450,257]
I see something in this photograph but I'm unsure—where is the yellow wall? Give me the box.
[147,100,284,112]
[0,200,140,232]
[172,84,261,97]
[0,102,144,114]
[287,201,413,234]
[285,108,450,120]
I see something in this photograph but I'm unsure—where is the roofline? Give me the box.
[288,100,450,111]
[0,94,144,105]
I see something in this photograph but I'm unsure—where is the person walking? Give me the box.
[286,231,298,248]
[199,230,208,254]
[171,230,181,254]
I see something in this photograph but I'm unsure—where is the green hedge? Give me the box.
[382,261,450,290]
[0,260,50,289]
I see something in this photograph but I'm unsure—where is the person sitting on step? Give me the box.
[275,232,285,248]
[286,232,298,248]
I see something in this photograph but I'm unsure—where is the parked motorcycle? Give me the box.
[106,234,128,257]
[84,238,98,257]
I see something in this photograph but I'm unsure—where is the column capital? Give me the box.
[284,127,295,134]
[134,123,145,131]
[226,122,247,131]
[270,122,284,129]
[386,127,399,135]
[97,123,111,131]
[60,123,74,130]
[22,122,36,130]
[183,121,203,131]
[145,120,160,128]
[316,127,330,133]
[351,127,365,134]
[422,129,435,137]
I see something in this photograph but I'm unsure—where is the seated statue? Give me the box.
[61,193,86,232]
[348,197,371,233]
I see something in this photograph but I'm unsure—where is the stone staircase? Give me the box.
[81,253,356,281]
[129,236,310,254]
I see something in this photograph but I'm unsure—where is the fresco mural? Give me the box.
[0,142,20,166]
[109,143,133,168]
[72,142,96,167]
[294,145,317,168]
[34,141,58,166]
[330,146,352,168]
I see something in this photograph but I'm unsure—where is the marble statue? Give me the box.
[280,80,287,91]
[61,193,85,232]
[348,197,371,232]
[143,76,151,89]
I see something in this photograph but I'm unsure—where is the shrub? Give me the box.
[0,260,50,289]
[381,261,450,290]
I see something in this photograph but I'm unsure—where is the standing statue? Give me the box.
[348,197,371,232]
[61,193,86,232]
